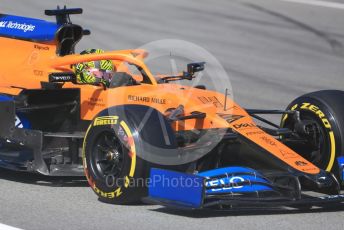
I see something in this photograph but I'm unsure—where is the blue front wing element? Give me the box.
[337,156,344,183]
[146,167,344,209]
[148,168,204,208]
[147,167,273,209]
[197,166,261,177]
[198,166,273,194]
[204,174,273,194]
[0,14,58,41]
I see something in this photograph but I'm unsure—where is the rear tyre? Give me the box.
[281,90,344,178]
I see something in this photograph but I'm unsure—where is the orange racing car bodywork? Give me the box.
[1,7,343,209]
[0,32,320,175]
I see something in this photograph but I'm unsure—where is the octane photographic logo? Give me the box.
[107,39,233,166]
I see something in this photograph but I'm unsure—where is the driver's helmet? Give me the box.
[72,49,115,86]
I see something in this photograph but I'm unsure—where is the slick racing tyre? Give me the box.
[83,105,182,204]
[281,90,344,177]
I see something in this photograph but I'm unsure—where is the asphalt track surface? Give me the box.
[1,0,344,229]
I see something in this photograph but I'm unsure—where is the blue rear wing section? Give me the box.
[0,14,59,41]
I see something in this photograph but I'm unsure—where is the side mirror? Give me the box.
[187,62,205,75]
[183,62,205,80]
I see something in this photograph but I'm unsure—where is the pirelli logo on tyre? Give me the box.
[93,116,119,126]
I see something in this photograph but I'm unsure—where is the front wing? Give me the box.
[144,167,344,210]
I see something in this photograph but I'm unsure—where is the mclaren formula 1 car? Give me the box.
[0,7,344,210]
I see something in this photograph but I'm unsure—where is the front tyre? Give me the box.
[83,105,183,204]
[281,90,344,177]
[83,114,147,204]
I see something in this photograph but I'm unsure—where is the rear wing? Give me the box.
[0,6,89,56]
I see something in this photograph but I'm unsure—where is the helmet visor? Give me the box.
[88,68,115,81]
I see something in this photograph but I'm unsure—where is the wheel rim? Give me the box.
[288,112,331,169]
[92,131,125,178]
[302,113,330,167]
